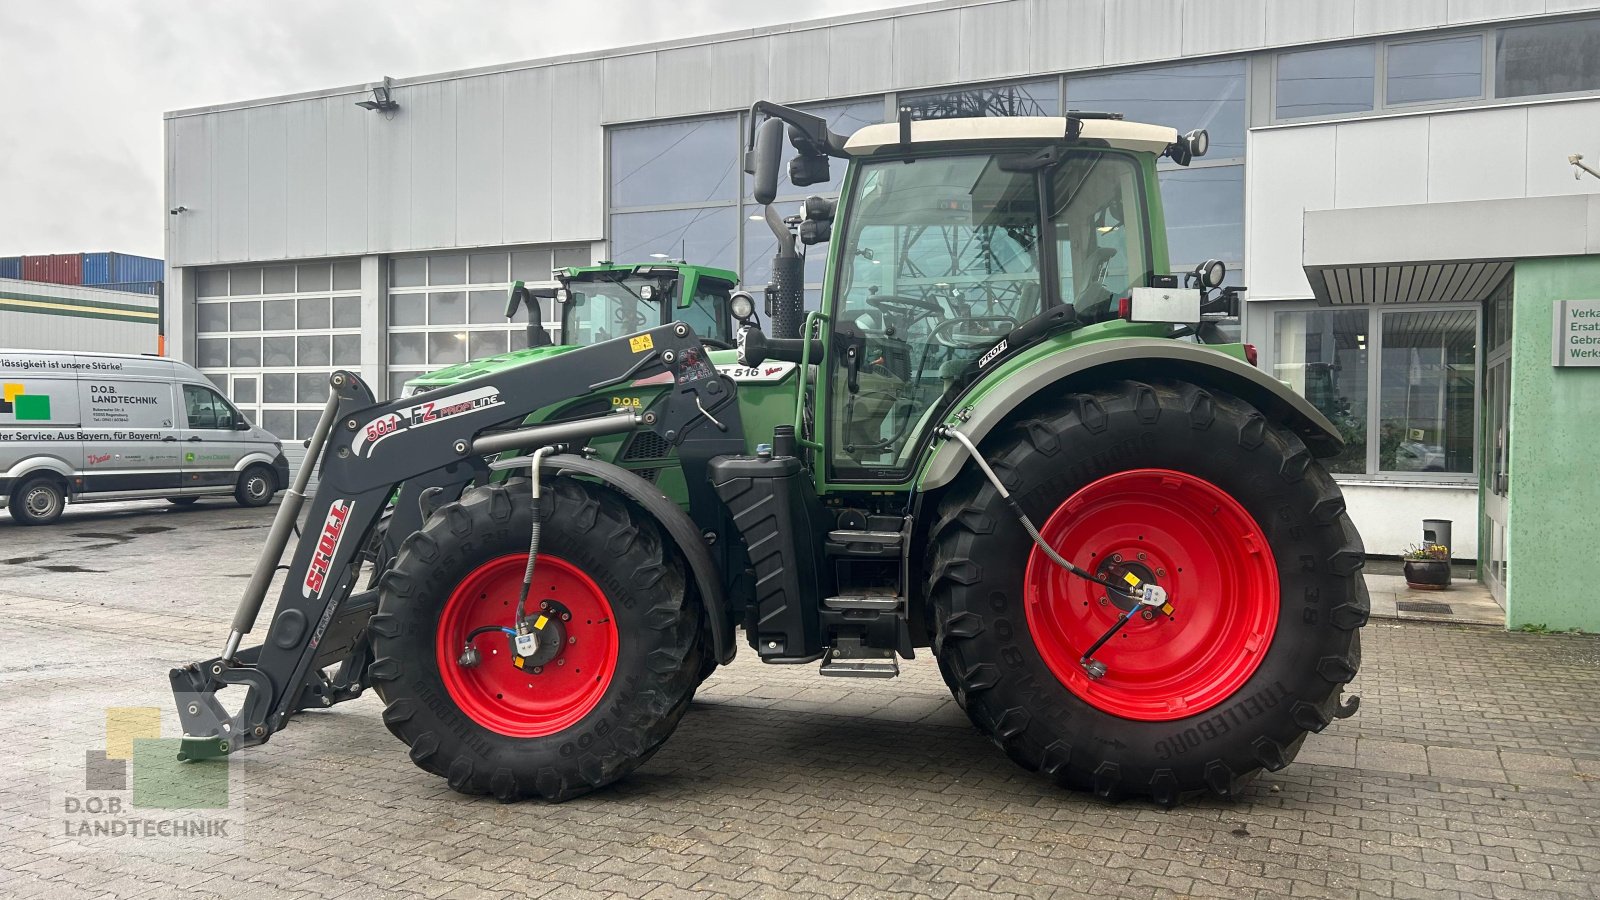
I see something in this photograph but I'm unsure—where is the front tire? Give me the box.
[928,380,1367,805]
[369,478,701,801]
[9,476,65,525]
[234,464,276,508]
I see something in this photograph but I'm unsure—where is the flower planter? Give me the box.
[1403,559,1451,590]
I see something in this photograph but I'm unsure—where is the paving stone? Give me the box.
[2,503,1599,900]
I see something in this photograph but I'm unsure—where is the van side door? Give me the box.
[77,376,180,495]
[178,383,250,491]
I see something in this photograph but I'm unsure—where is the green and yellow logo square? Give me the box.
[2,382,51,420]
[87,707,228,809]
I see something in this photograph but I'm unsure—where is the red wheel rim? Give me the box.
[1023,469,1278,722]
[435,553,618,737]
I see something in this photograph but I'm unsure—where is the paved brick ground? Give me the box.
[2,499,1599,899]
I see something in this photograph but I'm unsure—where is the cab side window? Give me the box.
[184,385,236,430]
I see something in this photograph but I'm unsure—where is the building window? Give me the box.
[1387,35,1484,105]
[1272,309,1370,474]
[901,80,1059,120]
[195,260,362,441]
[385,247,585,400]
[1495,17,1600,99]
[1276,44,1376,120]
[1268,305,1478,480]
[1378,309,1477,475]
[1067,60,1245,159]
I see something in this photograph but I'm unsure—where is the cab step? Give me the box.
[819,635,900,678]
[823,594,901,611]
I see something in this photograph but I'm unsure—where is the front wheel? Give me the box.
[928,380,1367,805]
[9,476,65,525]
[369,478,702,801]
[234,464,276,508]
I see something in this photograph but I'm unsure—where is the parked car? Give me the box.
[0,349,289,524]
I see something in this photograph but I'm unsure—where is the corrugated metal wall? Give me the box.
[83,252,165,286]
[0,277,160,354]
[164,0,1600,269]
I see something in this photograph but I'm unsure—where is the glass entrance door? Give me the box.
[1483,357,1509,603]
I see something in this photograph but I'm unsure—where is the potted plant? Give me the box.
[1402,543,1451,590]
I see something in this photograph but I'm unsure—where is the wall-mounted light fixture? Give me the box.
[356,76,400,116]
[169,206,188,215]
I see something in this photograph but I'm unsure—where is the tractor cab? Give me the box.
[400,261,738,396]
[555,262,738,349]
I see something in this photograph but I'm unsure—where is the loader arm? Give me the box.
[170,322,743,759]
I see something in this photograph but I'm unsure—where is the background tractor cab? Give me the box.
[401,261,738,397]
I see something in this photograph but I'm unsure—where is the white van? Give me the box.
[0,349,290,525]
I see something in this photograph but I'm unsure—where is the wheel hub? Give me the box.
[435,553,618,737]
[1023,468,1280,722]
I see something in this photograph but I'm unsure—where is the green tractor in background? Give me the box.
[171,101,1366,807]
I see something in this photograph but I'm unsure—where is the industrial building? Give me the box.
[0,278,161,356]
[162,0,1600,629]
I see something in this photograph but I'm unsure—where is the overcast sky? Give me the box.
[0,0,908,260]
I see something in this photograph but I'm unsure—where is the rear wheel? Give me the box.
[234,464,276,508]
[9,476,65,525]
[369,478,701,801]
[928,380,1367,804]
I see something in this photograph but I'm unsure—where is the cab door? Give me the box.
[178,383,250,492]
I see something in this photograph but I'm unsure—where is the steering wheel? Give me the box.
[612,307,649,329]
[866,293,943,331]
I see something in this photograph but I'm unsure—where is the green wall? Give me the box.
[1505,256,1600,631]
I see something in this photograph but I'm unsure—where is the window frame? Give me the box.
[1270,14,1600,126]
[1260,300,1481,484]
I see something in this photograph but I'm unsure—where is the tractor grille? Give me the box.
[622,431,672,461]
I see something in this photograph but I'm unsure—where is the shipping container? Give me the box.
[21,253,83,285]
[0,257,19,279]
[83,251,164,286]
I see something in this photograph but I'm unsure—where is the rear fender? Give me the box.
[918,337,1343,492]
[545,454,735,665]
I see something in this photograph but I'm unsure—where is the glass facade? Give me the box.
[1268,305,1479,480]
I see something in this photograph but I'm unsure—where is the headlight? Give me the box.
[730,291,756,320]
[639,284,655,301]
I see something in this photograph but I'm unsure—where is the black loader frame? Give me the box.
[170,322,743,759]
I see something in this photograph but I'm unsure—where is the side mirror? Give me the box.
[750,117,785,205]
[235,418,252,431]
[504,282,529,319]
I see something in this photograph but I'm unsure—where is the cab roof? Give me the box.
[843,116,1178,156]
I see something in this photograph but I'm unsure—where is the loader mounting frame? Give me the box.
[170,323,744,759]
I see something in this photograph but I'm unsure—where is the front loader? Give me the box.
[170,100,1366,805]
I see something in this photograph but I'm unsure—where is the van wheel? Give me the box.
[168,497,200,507]
[10,476,66,525]
[234,465,276,508]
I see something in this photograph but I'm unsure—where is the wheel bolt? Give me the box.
[1141,609,1156,621]
[1137,552,1147,561]
[557,659,565,666]
[532,666,543,674]
[560,612,570,621]
[1156,568,1167,578]
[1098,596,1110,606]
[1111,553,1123,563]
[568,637,576,645]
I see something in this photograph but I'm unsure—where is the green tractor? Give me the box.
[170,102,1366,806]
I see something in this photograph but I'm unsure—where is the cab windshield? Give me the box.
[563,276,669,345]
[828,150,1149,481]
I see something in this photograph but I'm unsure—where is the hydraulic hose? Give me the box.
[514,446,558,636]
[935,425,1136,599]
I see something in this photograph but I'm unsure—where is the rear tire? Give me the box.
[234,464,276,508]
[369,478,702,801]
[9,475,65,525]
[928,379,1367,805]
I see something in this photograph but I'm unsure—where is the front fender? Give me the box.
[545,454,735,665]
[918,338,1343,491]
